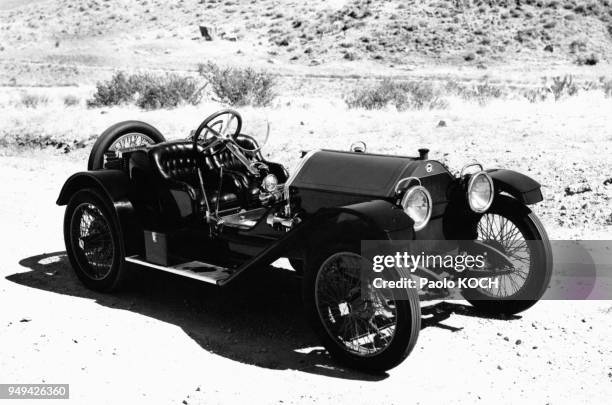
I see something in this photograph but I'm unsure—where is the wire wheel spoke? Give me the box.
[71,203,114,280]
[476,213,531,298]
[105,133,155,166]
[110,133,154,151]
[315,252,397,357]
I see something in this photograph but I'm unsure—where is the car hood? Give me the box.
[289,149,440,198]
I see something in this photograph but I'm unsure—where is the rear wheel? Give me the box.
[303,243,420,372]
[88,121,165,170]
[64,188,127,292]
[461,195,552,315]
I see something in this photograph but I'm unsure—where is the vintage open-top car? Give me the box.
[57,109,552,372]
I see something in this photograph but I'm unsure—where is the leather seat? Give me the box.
[148,141,246,220]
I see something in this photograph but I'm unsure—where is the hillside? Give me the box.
[1,0,612,86]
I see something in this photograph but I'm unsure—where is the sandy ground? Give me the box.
[1,1,611,403]
[0,150,611,404]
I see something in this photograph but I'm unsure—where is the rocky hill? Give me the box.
[1,0,611,85]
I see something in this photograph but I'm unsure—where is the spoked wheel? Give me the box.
[109,133,155,150]
[461,195,552,315]
[64,188,127,291]
[304,244,420,372]
[88,121,165,170]
[71,202,114,280]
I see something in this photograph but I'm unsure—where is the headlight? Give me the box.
[262,174,278,193]
[401,186,432,231]
[467,171,494,213]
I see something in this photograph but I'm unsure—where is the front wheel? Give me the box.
[303,244,420,372]
[461,195,552,315]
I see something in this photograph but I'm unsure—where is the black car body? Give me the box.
[57,110,552,372]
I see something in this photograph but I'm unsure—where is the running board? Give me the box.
[125,255,233,285]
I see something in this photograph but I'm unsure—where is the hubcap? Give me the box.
[315,252,397,357]
[476,213,531,298]
[70,203,114,280]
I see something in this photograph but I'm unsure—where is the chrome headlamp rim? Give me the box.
[262,173,279,193]
[467,171,494,213]
[400,185,433,232]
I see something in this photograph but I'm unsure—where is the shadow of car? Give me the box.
[10,252,388,381]
[9,252,522,379]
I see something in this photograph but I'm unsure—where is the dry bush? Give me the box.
[445,80,505,105]
[198,62,276,107]
[87,72,134,107]
[550,75,579,100]
[602,78,612,97]
[522,75,581,102]
[87,71,203,109]
[0,132,95,153]
[523,87,551,103]
[470,83,505,105]
[345,79,448,110]
[133,73,204,109]
[20,93,49,108]
[575,52,599,65]
[63,95,80,107]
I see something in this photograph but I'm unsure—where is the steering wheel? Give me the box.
[192,109,242,152]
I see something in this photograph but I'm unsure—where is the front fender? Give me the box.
[290,199,415,258]
[487,169,543,205]
[218,199,414,284]
[310,199,415,241]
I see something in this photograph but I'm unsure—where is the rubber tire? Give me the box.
[462,195,553,315]
[303,243,421,373]
[87,121,165,170]
[64,188,128,292]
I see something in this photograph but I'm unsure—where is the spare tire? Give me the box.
[88,121,165,170]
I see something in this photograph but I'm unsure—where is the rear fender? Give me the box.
[57,170,142,255]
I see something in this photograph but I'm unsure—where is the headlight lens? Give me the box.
[401,186,432,231]
[467,171,494,213]
[262,174,278,193]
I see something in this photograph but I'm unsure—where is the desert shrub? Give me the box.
[550,75,579,100]
[602,79,612,97]
[345,79,447,111]
[522,87,550,103]
[63,95,80,107]
[523,75,580,102]
[345,80,397,110]
[87,71,203,109]
[444,80,505,105]
[132,73,203,109]
[575,53,599,65]
[20,93,49,108]
[87,71,134,107]
[471,83,505,104]
[582,80,599,91]
[0,132,96,153]
[197,62,276,107]
[400,81,449,109]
